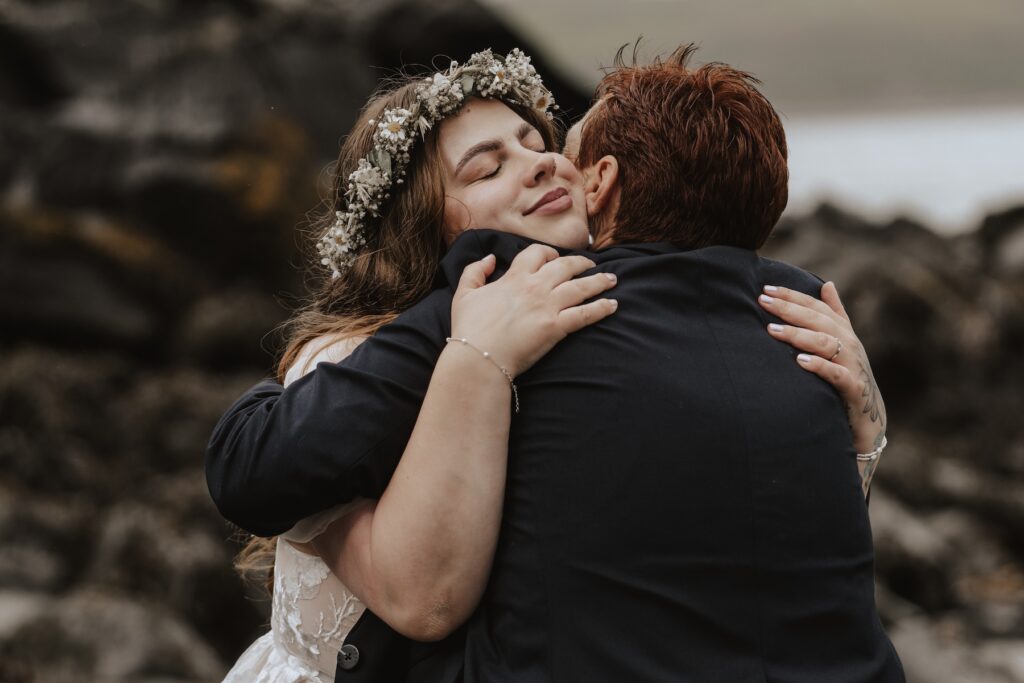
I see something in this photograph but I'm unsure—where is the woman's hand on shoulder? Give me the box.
[452,244,619,377]
[758,282,887,455]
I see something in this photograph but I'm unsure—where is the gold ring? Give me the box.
[829,338,843,362]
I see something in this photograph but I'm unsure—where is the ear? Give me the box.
[582,155,620,218]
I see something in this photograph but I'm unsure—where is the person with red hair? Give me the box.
[569,44,788,251]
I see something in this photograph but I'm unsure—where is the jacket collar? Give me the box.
[440,229,682,288]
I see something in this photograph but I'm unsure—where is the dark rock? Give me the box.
[978,205,1024,276]
[0,20,70,110]
[0,239,157,348]
[359,0,592,120]
[1,590,226,682]
[88,498,265,660]
[887,615,1020,683]
[119,117,313,285]
[29,125,133,212]
[174,286,287,369]
[0,492,94,592]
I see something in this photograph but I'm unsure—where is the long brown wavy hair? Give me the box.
[235,69,559,593]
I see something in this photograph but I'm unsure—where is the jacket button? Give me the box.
[338,643,360,671]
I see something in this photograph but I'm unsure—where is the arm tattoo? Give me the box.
[859,359,887,445]
[857,356,886,496]
[859,361,883,425]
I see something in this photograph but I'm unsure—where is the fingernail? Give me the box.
[763,285,778,293]
[609,299,618,311]
[759,294,775,305]
[797,354,813,364]
[605,273,617,282]
[483,253,495,262]
[768,323,784,332]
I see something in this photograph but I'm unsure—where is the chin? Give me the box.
[567,226,592,250]
[570,235,590,250]
[545,220,589,250]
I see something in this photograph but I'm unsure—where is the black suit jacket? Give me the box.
[207,230,903,682]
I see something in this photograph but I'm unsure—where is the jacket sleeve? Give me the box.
[205,288,452,537]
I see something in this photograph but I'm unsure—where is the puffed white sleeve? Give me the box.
[279,499,368,543]
[278,334,369,543]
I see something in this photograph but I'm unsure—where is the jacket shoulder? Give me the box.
[756,255,826,297]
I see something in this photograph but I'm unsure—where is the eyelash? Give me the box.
[477,146,548,182]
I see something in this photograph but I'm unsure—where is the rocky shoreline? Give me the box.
[2,1,1023,680]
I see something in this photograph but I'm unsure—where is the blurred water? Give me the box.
[783,106,1024,233]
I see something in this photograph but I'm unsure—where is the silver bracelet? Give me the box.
[445,337,520,413]
[856,435,887,462]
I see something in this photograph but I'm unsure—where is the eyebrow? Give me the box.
[454,122,537,177]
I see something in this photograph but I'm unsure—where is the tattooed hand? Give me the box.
[758,282,887,496]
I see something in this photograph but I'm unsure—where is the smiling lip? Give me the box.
[524,187,570,216]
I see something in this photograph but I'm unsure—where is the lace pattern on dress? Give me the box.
[272,537,366,677]
[223,334,370,682]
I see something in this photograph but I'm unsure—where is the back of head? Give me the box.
[577,44,788,250]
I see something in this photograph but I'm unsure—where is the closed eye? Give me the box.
[477,163,502,181]
[521,126,547,154]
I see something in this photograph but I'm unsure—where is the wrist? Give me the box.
[449,331,514,372]
[443,338,520,412]
[852,424,885,455]
[854,431,886,459]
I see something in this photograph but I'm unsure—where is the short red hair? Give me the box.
[578,44,788,250]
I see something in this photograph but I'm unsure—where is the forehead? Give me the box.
[437,99,524,159]
[562,98,603,160]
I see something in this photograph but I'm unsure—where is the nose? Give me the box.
[524,152,557,187]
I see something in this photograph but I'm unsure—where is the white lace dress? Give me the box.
[224,337,369,683]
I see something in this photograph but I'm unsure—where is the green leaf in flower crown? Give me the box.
[461,75,475,95]
[369,149,392,175]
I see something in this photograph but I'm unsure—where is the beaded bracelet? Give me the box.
[856,435,887,462]
[445,337,520,413]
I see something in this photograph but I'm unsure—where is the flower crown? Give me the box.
[318,48,557,279]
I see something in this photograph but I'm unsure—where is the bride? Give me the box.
[215,48,886,681]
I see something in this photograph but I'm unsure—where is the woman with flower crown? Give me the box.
[218,49,885,682]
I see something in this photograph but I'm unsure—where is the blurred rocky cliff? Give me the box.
[1,1,1022,681]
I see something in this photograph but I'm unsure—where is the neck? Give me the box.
[589,213,617,250]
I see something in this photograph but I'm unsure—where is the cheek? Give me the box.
[556,155,584,185]
[452,186,507,230]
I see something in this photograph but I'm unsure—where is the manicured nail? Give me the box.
[797,354,813,364]
[763,285,778,293]
[483,253,495,262]
[768,323,784,333]
[609,299,618,311]
[605,273,617,282]
[759,294,775,305]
